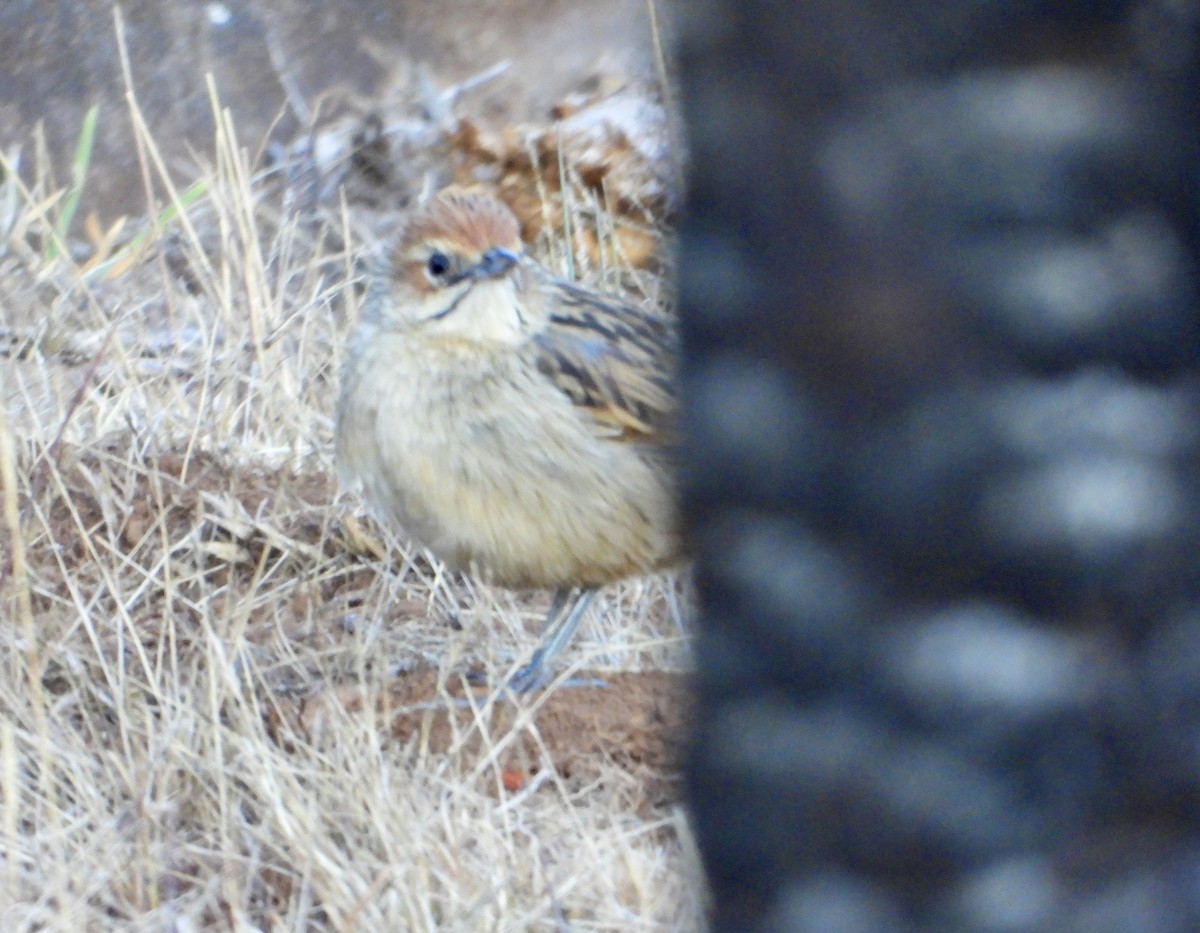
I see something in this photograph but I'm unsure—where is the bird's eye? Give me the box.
[426,252,451,279]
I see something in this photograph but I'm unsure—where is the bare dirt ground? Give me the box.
[0,3,702,929]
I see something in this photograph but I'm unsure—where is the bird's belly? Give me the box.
[369,379,676,589]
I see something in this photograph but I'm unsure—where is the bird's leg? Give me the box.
[507,587,599,692]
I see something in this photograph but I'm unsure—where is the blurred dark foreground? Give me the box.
[679,2,1200,930]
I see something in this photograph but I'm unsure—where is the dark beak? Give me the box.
[470,247,520,280]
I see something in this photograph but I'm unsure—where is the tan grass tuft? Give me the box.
[0,13,700,930]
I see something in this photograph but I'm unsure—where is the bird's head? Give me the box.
[371,186,533,346]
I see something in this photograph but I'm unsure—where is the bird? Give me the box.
[336,185,680,691]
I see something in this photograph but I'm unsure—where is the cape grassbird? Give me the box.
[337,186,679,689]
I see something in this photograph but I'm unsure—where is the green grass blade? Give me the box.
[86,178,209,279]
[48,104,99,260]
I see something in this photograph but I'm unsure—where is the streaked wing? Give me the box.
[530,280,677,442]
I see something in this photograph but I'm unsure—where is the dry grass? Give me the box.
[0,53,700,931]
